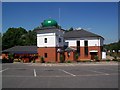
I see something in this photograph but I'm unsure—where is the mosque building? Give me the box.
[35,19,104,62]
[2,19,104,62]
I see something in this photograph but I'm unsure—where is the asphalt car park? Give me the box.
[1,62,119,88]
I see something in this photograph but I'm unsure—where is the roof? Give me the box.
[2,46,37,54]
[35,27,65,34]
[64,29,104,39]
[65,47,76,52]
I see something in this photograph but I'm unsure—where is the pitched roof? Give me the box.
[2,46,37,54]
[64,29,104,39]
[65,47,76,52]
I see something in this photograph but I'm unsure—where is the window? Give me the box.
[84,41,88,55]
[76,41,80,55]
[77,41,80,46]
[85,47,88,55]
[44,38,47,43]
[44,53,47,58]
[59,38,61,43]
[85,41,88,46]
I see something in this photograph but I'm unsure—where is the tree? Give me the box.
[2,27,37,50]
[69,27,74,31]
[2,27,27,50]
[104,41,120,52]
[21,30,37,45]
[65,27,74,32]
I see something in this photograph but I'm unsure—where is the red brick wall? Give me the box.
[71,46,102,61]
[37,47,58,62]
[64,51,75,61]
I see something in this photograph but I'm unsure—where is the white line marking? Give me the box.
[104,68,119,72]
[59,69,76,76]
[89,70,110,75]
[2,73,117,78]
[0,68,9,72]
[34,69,37,77]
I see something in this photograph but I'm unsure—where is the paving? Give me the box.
[1,62,119,88]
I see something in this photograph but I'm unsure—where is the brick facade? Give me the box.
[37,47,58,62]
[70,46,102,61]
[38,46,102,62]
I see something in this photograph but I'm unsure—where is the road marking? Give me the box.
[2,73,117,78]
[104,68,119,72]
[89,70,110,75]
[0,68,9,72]
[59,69,76,76]
[34,69,37,77]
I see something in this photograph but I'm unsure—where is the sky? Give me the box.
[2,2,118,44]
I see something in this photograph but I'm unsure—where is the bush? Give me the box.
[8,54,14,60]
[67,60,71,63]
[118,59,120,62]
[75,53,79,61]
[41,56,45,63]
[113,54,117,60]
[33,59,35,63]
[106,59,110,62]
[60,54,65,63]
[94,55,100,62]
[82,61,87,63]
[2,57,13,63]
[113,59,120,62]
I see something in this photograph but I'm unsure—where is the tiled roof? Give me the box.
[2,46,37,54]
[64,29,104,39]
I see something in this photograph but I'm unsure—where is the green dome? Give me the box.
[42,19,58,27]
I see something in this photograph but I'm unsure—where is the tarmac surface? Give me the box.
[1,62,119,88]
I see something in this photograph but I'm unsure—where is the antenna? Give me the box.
[59,8,61,26]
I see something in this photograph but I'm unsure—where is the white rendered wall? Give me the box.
[37,31,64,47]
[65,37,104,47]
[65,40,76,47]
[88,39,100,46]
[37,33,56,47]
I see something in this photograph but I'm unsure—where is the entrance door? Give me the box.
[90,52,97,60]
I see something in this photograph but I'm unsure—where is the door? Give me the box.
[90,52,97,60]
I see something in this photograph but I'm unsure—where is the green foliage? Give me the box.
[65,27,74,32]
[75,53,79,60]
[66,60,71,63]
[69,27,74,31]
[2,57,8,63]
[2,54,14,63]
[60,54,65,63]
[94,55,100,62]
[94,55,98,60]
[106,59,110,62]
[8,53,14,60]
[33,59,35,63]
[104,41,120,52]
[2,27,37,50]
[40,56,45,63]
